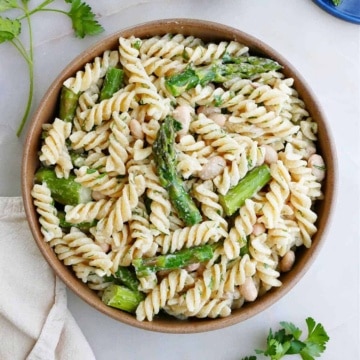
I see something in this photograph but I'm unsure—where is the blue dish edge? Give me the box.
[313,0,360,24]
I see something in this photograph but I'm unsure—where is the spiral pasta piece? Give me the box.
[79,84,139,131]
[193,181,228,230]
[94,173,146,240]
[223,199,259,260]
[279,143,322,199]
[155,221,227,254]
[63,50,119,94]
[119,36,169,120]
[213,139,265,195]
[39,118,72,178]
[64,198,116,224]
[70,121,111,151]
[190,113,242,161]
[249,233,282,289]
[222,254,256,295]
[139,33,202,60]
[31,183,62,241]
[289,182,317,248]
[136,269,194,321]
[54,227,113,280]
[144,168,172,235]
[106,225,136,269]
[75,166,125,198]
[267,219,296,257]
[258,160,291,229]
[128,203,155,257]
[105,112,131,175]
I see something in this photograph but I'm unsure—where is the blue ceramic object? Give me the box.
[313,0,360,24]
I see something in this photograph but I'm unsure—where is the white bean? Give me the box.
[185,263,200,272]
[262,144,278,164]
[280,250,295,272]
[303,144,316,160]
[172,105,193,135]
[129,119,144,139]
[199,156,226,180]
[96,241,110,253]
[196,105,221,116]
[308,154,325,181]
[240,277,258,302]
[92,191,107,201]
[252,222,266,236]
[208,113,228,127]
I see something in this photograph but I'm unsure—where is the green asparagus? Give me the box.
[219,164,271,216]
[99,67,124,101]
[57,211,97,231]
[102,284,144,313]
[34,167,92,206]
[58,86,80,122]
[113,266,141,292]
[69,151,87,168]
[152,116,202,226]
[132,244,215,277]
[165,55,282,97]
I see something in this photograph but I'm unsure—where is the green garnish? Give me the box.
[241,317,330,360]
[0,0,104,136]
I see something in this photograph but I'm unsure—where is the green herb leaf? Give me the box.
[279,321,303,340]
[300,317,330,359]
[252,317,329,360]
[0,17,21,43]
[0,0,18,12]
[66,0,104,38]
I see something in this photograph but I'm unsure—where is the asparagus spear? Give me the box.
[152,116,202,226]
[219,164,271,216]
[102,284,144,313]
[59,86,80,122]
[69,151,86,168]
[57,211,97,231]
[99,67,124,101]
[113,266,141,292]
[165,55,282,97]
[132,244,215,277]
[34,167,92,206]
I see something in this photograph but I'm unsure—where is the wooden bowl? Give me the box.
[21,19,337,333]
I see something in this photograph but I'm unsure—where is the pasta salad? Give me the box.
[31,33,326,321]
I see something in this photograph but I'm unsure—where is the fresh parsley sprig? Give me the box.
[242,317,330,360]
[0,0,104,136]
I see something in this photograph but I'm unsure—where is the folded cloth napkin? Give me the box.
[0,197,96,360]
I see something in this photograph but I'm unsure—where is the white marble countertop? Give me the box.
[0,0,359,359]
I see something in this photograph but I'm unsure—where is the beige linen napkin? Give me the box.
[0,197,96,360]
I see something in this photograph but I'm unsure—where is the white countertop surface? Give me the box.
[1,0,359,358]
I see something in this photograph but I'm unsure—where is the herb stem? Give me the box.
[16,3,34,137]
[18,8,68,20]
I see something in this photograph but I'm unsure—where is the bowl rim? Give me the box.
[21,18,338,333]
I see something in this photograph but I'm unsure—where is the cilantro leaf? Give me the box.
[66,0,104,38]
[0,17,21,43]
[241,357,257,360]
[0,0,18,12]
